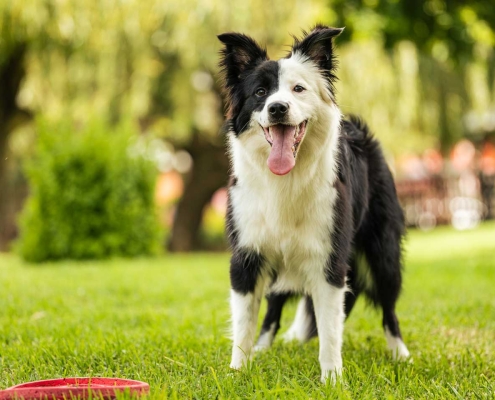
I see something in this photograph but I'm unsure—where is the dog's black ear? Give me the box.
[218,33,268,89]
[218,33,268,119]
[291,25,343,72]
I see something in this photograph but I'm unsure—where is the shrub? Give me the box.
[17,119,162,262]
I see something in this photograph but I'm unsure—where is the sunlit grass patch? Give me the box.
[1,222,494,398]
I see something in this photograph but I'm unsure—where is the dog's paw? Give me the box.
[385,329,411,361]
[230,351,249,370]
[229,361,243,370]
[282,328,307,343]
[254,330,274,352]
[282,330,297,343]
[320,366,342,385]
[253,344,269,353]
[390,340,411,361]
[392,350,413,364]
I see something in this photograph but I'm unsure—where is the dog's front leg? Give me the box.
[229,250,265,370]
[312,278,346,384]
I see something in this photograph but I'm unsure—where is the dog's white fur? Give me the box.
[282,296,313,342]
[385,327,411,360]
[228,52,346,383]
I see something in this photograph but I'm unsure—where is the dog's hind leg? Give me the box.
[254,292,291,351]
[363,243,410,359]
[358,198,410,360]
[383,308,410,360]
[282,295,318,343]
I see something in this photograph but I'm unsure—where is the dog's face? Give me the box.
[218,25,343,175]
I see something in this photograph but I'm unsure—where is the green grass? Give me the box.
[1,223,495,399]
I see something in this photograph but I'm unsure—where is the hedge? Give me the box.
[17,119,162,262]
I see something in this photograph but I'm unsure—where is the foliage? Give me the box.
[1,223,495,397]
[331,0,495,152]
[331,0,495,63]
[2,0,493,157]
[2,0,495,250]
[1,0,326,139]
[16,119,161,262]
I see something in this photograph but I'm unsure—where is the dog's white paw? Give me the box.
[320,366,342,385]
[254,328,275,352]
[229,361,243,370]
[282,329,297,342]
[230,350,250,370]
[230,357,247,370]
[392,347,413,365]
[253,343,269,353]
[385,328,411,361]
[386,331,411,361]
[391,345,410,361]
[282,327,307,343]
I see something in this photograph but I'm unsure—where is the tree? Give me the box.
[2,0,493,252]
[138,0,330,251]
[329,0,495,152]
[0,4,32,248]
[0,0,329,251]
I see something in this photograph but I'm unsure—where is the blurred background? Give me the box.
[0,0,494,260]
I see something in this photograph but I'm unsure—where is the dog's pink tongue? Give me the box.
[267,125,296,175]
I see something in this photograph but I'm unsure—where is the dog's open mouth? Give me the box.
[262,121,307,175]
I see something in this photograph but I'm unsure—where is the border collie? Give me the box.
[218,25,410,383]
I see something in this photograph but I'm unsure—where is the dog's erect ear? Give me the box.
[218,33,268,89]
[291,25,343,72]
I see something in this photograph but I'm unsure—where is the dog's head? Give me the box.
[218,25,343,176]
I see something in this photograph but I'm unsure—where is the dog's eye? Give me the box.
[293,85,306,93]
[255,88,267,97]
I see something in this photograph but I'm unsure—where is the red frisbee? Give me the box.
[0,377,149,400]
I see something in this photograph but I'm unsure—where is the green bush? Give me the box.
[17,119,162,262]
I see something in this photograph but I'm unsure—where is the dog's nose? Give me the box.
[268,102,289,119]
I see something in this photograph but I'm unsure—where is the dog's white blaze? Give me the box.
[385,327,410,360]
[258,54,334,133]
[228,55,345,381]
[283,297,313,342]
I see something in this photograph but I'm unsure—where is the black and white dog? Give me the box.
[218,25,410,383]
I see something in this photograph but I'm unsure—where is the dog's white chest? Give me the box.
[230,173,337,291]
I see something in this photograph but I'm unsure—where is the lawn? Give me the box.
[1,223,494,399]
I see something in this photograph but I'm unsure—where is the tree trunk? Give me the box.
[167,133,229,252]
[0,43,30,250]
